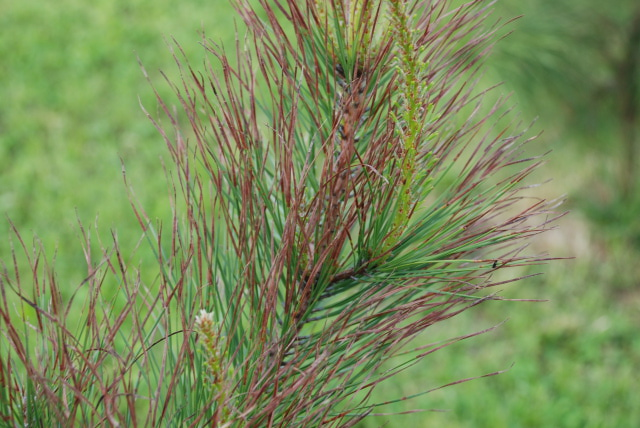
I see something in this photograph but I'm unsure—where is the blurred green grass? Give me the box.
[1,0,638,426]
[0,0,237,285]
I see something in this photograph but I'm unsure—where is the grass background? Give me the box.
[1,0,639,426]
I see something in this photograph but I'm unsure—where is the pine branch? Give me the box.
[0,1,561,426]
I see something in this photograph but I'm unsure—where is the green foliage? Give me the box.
[135,0,554,424]
[489,0,640,203]
[1,0,638,426]
[357,245,640,427]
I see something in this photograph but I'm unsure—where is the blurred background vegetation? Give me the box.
[1,0,638,426]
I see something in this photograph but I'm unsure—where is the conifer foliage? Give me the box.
[0,0,559,426]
